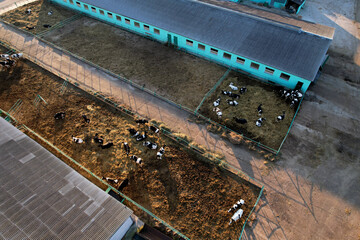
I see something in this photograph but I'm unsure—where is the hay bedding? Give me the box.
[2,1,296,150]
[0,0,77,34]
[42,16,227,110]
[199,72,296,149]
[0,59,260,240]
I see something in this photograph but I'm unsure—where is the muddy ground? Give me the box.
[198,71,296,149]
[0,0,76,34]
[0,58,261,240]
[41,16,227,110]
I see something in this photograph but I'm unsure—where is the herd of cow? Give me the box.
[213,82,291,127]
[54,111,166,164]
[0,52,23,71]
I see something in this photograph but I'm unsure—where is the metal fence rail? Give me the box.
[36,13,83,37]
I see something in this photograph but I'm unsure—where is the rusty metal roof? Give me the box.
[0,118,133,239]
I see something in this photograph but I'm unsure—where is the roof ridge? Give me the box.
[196,0,335,39]
[194,0,307,34]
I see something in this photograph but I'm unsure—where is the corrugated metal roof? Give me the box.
[0,118,133,239]
[78,0,332,81]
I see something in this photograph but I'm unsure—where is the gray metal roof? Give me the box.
[0,118,133,239]
[78,0,332,81]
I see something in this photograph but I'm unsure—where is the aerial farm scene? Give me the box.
[0,0,359,239]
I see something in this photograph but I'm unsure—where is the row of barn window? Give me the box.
[64,0,291,82]
[65,0,161,33]
[185,39,290,81]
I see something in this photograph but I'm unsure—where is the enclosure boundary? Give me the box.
[195,68,231,113]
[0,112,190,240]
[0,15,300,155]
[36,13,83,37]
[239,186,264,239]
[0,106,264,240]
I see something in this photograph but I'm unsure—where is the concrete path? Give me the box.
[0,17,359,240]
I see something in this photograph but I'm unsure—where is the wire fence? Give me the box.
[36,13,83,37]
[195,68,231,113]
[0,9,303,155]
[0,15,266,235]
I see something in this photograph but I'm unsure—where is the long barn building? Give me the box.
[52,0,334,93]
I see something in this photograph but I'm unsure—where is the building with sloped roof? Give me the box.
[53,0,334,93]
[0,117,134,239]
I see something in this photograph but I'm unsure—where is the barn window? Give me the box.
[91,7,96,13]
[265,67,274,75]
[198,44,205,51]
[125,18,131,24]
[223,52,231,60]
[144,25,150,31]
[236,57,245,64]
[99,10,104,15]
[280,73,290,81]
[83,4,89,10]
[186,39,193,47]
[251,62,260,70]
[116,15,121,21]
[134,22,140,27]
[76,2,81,7]
[210,48,218,55]
[107,12,113,18]
[69,0,74,4]
[154,28,160,34]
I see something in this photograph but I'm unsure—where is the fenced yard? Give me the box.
[0,0,303,154]
[0,56,262,240]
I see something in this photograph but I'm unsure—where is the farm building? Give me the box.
[52,0,334,93]
[0,118,135,239]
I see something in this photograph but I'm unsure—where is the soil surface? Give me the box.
[42,16,227,110]
[0,0,76,34]
[0,58,261,240]
[198,71,296,149]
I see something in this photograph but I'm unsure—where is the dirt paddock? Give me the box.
[41,16,227,110]
[0,57,261,239]
[1,1,296,149]
[198,71,297,149]
[0,0,77,34]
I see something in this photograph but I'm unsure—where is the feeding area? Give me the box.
[0,0,78,34]
[0,49,261,239]
[197,71,299,149]
[42,16,227,110]
[0,0,302,152]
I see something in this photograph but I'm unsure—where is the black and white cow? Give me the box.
[157,145,166,159]
[255,117,266,127]
[143,141,157,150]
[130,155,142,165]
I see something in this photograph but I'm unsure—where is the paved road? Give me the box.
[0,13,359,240]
